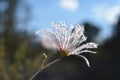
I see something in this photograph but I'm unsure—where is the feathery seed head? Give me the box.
[36,22,98,66]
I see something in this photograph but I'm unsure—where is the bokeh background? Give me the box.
[0,0,120,80]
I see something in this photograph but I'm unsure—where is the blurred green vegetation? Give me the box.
[0,0,49,80]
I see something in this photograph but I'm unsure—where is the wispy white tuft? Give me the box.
[36,22,98,67]
[59,0,79,11]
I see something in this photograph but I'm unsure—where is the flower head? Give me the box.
[36,22,98,67]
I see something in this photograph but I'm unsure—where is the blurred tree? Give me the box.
[0,0,46,80]
[83,22,100,42]
[102,16,120,80]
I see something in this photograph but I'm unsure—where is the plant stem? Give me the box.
[29,57,61,80]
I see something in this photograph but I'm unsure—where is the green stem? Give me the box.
[29,57,61,80]
[41,56,47,69]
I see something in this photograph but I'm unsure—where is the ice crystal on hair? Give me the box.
[36,22,98,67]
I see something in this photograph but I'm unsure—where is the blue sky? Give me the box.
[20,0,120,41]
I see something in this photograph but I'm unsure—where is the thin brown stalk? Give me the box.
[29,57,61,80]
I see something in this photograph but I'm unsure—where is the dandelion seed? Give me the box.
[36,22,98,67]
